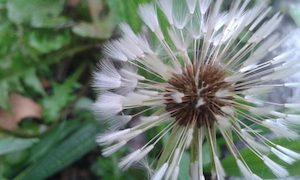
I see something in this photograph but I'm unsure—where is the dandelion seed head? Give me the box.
[93,0,300,179]
[165,64,233,127]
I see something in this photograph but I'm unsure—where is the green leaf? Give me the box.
[27,30,71,54]
[0,81,10,109]
[4,150,29,166]
[0,0,6,5]
[16,122,99,180]
[92,155,146,180]
[1,150,30,179]
[0,52,30,79]
[179,152,190,180]
[72,19,115,39]
[0,138,39,156]
[1,120,83,178]
[23,69,45,95]
[27,120,81,163]
[157,126,182,167]
[289,5,300,27]
[31,16,71,29]
[106,0,149,31]
[0,22,16,54]
[41,68,82,123]
[202,143,212,167]
[7,0,64,25]
[74,97,93,111]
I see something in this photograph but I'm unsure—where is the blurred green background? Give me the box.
[0,0,300,179]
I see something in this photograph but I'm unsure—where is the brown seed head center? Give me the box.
[164,64,233,127]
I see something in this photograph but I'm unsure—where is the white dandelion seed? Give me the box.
[93,0,300,179]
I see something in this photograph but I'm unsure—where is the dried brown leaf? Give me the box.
[0,93,42,130]
[67,0,80,7]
